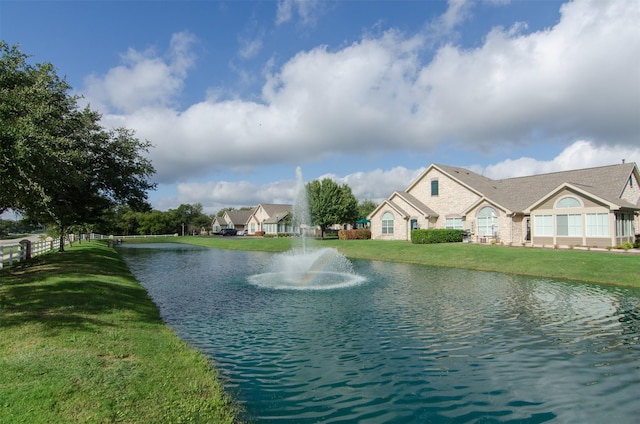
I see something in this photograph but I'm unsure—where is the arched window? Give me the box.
[382,212,394,234]
[477,206,498,236]
[556,196,581,208]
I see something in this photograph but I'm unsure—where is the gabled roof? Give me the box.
[251,204,292,223]
[434,162,639,213]
[368,198,410,220]
[211,216,228,226]
[394,191,439,217]
[225,209,253,225]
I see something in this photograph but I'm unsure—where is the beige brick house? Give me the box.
[211,209,253,234]
[246,204,293,235]
[368,162,640,247]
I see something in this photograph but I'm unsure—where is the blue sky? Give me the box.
[2,0,639,215]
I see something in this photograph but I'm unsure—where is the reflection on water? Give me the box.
[118,243,640,423]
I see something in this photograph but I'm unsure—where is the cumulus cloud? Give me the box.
[478,140,640,179]
[87,0,639,187]
[164,140,640,214]
[84,32,196,113]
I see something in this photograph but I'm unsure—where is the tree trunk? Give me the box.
[58,231,65,252]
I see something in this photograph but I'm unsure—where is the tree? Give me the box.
[306,178,359,239]
[358,199,378,220]
[1,42,76,214]
[1,43,156,250]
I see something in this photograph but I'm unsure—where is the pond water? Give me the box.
[117,243,640,423]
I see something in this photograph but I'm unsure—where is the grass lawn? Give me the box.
[0,241,242,424]
[138,236,640,288]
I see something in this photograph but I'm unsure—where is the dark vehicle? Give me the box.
[221,228,237,236]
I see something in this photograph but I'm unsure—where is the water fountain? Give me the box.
[248,167,366,290]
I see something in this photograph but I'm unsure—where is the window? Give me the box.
[477,207,498,236]
[382,212,394,234]
[616,213,634,237]
[533,215,553,236]
[431,179,439,196]
[586,213,608,237]
[446,217,463,230]
[557,214,582,236]
[556,196,581,208]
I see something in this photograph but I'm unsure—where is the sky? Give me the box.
[2,0,639,215]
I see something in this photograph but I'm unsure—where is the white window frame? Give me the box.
[445,217,463,230]
[586,213,609,237]
[477,207,498,236]
[557,214,582,237]
[533,214,553,237]
[382,212,394,234]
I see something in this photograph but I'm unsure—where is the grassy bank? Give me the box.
[0,241,242,423]
[135,236,639,288]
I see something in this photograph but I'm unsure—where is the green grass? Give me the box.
[138,236,640,288]
[0,241,242,424]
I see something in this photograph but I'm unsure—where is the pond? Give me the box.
[117,243,640,423]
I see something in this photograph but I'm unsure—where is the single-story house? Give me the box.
[368,162,640,247]
[211,209,253,234]
[211,215,228,234]
[246,204,293,235]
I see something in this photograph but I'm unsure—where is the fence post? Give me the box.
[20,239,32,260]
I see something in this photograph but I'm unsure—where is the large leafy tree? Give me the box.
[306,178,359,239]
[1,43,156,250]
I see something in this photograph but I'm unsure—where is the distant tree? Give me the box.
[217,207,234,218]
[306,178,359,239]
[358,199,378,220]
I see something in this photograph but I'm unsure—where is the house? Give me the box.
[246,204,293,235]
[211,215,228,234]
[211,209,254,234]
[368,162,640,248]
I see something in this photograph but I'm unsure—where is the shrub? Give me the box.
[617,242,634,251]
[338,229,371,240]
[411,229,464,244]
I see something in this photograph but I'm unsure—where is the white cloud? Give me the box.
[276,0,322,26]
[159,140,640,213]
[440,0,473,31]
[88,0,639,186]
[478,140,640,179]
[84,32,196,113]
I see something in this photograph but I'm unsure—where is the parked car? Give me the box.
[236,229,247,236]
[221,228,237,236]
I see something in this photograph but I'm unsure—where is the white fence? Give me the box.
[1,233,179,270]
[0,238,64,270]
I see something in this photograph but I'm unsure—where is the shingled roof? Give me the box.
[258,204,292,223]
[435,162,639,213]
[225,209,253,225]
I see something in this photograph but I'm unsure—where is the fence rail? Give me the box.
[1,238,65,270]
[1,233,179,270]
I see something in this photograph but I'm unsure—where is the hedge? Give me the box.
[411,229,464,244]
[338,229,372,240]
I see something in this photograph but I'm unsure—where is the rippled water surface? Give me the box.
[118,243,640,423]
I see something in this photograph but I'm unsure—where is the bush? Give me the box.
[338,229,371,240]
[411,229,464,244]
[617,241,634,251]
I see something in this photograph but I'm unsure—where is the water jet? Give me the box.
[248,167,365,290]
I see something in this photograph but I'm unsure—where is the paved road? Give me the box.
[0,234,46,247]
